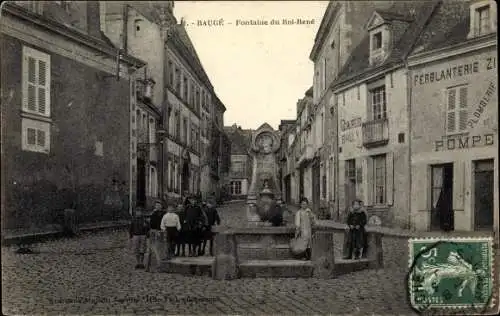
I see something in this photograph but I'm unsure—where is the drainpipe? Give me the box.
[123,5,128,53]
[405,62,413,230]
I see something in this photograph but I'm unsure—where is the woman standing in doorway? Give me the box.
[294,197,317,260]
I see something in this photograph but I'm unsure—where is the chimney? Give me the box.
[86,1,101,38]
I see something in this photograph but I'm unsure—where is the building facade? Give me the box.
[224,125,252,200]
[408,0,498,236]
[1,1,144,229]
[278,120,296,204]
[104,2,227,205]
[103,2,175,208]
[306,1,403,219]
[331,1,438,228]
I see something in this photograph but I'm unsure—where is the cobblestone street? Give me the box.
[2,203,415,315]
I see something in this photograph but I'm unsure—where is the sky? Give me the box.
[174,1,329,130]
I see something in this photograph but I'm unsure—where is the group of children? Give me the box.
[129,195,221,269]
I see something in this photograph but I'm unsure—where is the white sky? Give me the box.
[174,1,329,130]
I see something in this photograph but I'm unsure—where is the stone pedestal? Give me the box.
[212,231,239,280]
[367,232,383,269]
[312,231,335,278]
[148,230,168,272]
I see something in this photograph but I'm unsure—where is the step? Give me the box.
[239,259,314,278]
[333,258,373,276]
[237,243,296,260]
[159,256,214,277]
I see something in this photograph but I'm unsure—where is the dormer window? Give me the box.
[477,5,490,35]
[372,32,382,50]
[468,1,497,38]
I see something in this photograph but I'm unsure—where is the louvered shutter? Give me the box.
[458,87,468,132]
[37,130,45,147]
[386,152,394,206]
[453,161,465,211]
[22,47,50,116]
[27,128,36,145]
[446,89,456,133]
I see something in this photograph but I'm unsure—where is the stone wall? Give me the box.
[1,35,131,229]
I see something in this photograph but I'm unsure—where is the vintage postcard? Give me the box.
[1,1,498,315]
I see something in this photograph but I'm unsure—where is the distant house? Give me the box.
[1,2,145,229]
[223,124,253,200]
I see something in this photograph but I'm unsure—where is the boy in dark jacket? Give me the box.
[129,208,150,269]
[346,200,367,260]
[200,199,221,256]
[175,204,187,257]
[149,199,165,231]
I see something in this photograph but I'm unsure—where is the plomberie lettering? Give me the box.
[414,62,479,86]
[236,19,269,26]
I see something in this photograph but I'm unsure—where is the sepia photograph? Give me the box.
[1,0,498,315]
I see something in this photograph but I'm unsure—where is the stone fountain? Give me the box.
[149,123,382,280]
[246,123,284,226]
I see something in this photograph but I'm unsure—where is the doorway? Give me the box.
[136,158,146,207]
[181,161,190,195]
[474,159,494,230]
[430,163,454,231]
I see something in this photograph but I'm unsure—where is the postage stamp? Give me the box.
[408,237,496,312]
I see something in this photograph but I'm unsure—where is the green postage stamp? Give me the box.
[408,237,496,311]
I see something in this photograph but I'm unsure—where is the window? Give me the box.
[370,86,387,120]
[373,155,386,205]
[149,118,156,144]
[189,81,195,107]
[168,160,174,190]
[446,85,468,134]
[22,118,50,153]
[175,111,180,140]
[183,76,188,101]
[182,117,188,144]
[322,175,327,199]
[372,32,382,50]
[168,61,174,87]
[231,161,244,173]
[477,5,491,35]
[398,132,405,143]
[230,181,242,195]
[150,166,157,198]
[195,88,201,112]
[345,159,356,184]
[175,67,181,93]
[134,19,142,35]
[23,46,51,117]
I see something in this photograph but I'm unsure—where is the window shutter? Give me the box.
[386,152,394,206]
[37,129,46,147]
[413,164,429,212]
[27,128,36,145]
[446,89,456,133]
[453,161,465,211]
[365,157,374,206]
[458,87,468,131]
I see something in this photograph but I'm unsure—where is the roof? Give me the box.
[310,2,341,61]
[169,24,214,92]
[332,1,439,91]
[3,3,145,68]
[376,10,414,22]
[305,86,313,97]
[223,126,252,155]
[410,0,474,55]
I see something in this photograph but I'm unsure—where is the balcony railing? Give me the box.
[362,118,389,148]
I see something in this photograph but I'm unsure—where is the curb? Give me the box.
[1,221,129,247]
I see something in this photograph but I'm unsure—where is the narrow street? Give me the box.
[2,202,415,315]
